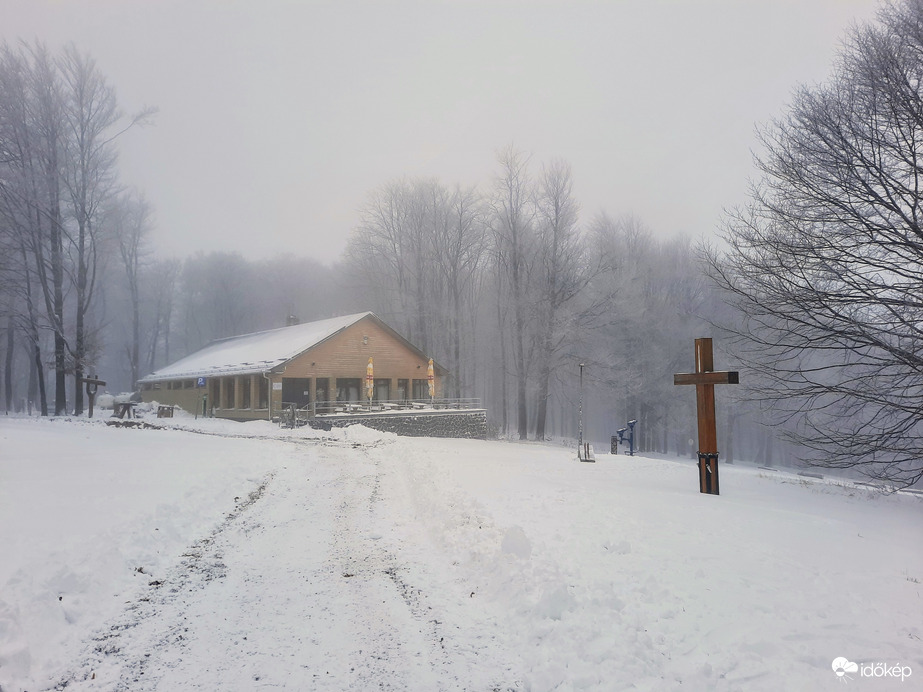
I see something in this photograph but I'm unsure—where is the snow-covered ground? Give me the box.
[1,413,920,691]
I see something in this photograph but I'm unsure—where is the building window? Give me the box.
[314,378,329,413]
[374,378,390,402]
[183,379,194,389]
[336,378,361,403]
[241,377,251,409]
[257,377,268,409]
[397,379,408,400]
[412,378,427,400]
[224,378,235,409]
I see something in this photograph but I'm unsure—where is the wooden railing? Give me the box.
[311,398,481,416]
[278,398,482,425]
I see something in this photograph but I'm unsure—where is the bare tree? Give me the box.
[112,192,152,388]
[346,177,487,397]
[432,184,487,398]
[59,45,120,413]
[179,252,259,352]
[705,0,923,487]
[0,41,152,413]
[490,145,536,439]
[60,45,156,413]
[28,43,68,415]
[346,180,417,339]
[144,258,179,375]
[0,43,67,414]
[533,159,595,440]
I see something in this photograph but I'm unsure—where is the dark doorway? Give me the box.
[281,378,311,408]
[336,378,361,403]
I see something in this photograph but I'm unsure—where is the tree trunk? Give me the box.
[51,207,66,415]
[534,329,553,440]
[4,317,13,412]
[32,340,47,417]
[497,288,508,436]
[514,306,528,439]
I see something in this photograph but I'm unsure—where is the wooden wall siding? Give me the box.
[281,317,438,398]
[140,383,206,414]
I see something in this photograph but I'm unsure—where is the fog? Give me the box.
[4,0,906,471]
[3,0,879,263]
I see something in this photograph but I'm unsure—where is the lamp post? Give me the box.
[578,363,585,449]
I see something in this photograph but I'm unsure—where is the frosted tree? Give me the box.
[532,159,596,440]
[112,192,152,388]
[490,145,536,439]
[0,43,66,414]
[705,0,923,487]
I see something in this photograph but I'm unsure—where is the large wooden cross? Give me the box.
[673,338,739,495]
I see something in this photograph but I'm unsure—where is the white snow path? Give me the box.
[2,418,921,691]
[55,436,520,692]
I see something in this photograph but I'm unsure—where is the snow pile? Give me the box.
[120,402,393,445]
[339,422,397,446]
[0,418,920,691]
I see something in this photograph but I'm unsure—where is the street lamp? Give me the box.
[578,363,585,449]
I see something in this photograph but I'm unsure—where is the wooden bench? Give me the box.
[578,443,596,463]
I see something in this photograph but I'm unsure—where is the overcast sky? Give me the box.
[3,0,881,265]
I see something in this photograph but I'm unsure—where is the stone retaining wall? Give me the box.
[317,409,487,440]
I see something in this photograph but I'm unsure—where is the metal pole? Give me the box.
[578,363,585,449]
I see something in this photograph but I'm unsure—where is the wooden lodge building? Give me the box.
[138,312,447,421]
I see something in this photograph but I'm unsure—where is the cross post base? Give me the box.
[697,451,720,495]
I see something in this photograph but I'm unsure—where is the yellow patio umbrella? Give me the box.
[427,358,435,402]
[366,357,374,405]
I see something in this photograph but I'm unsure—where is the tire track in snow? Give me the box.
[49,436,484,691]
[325,443,455,691]
[48,474,274,691]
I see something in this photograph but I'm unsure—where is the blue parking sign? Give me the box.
[196,377,206,388]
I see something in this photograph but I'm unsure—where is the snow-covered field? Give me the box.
[1,414,920,691]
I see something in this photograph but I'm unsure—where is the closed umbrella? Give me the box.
[366,357,374,407]
[427,358,435,404]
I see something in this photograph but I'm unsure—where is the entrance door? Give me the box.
[281,378,311,408]
[336,378,361,403]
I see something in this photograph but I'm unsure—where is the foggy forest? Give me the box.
[3,0,923,489]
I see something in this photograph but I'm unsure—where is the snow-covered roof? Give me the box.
[139,312,375,382]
